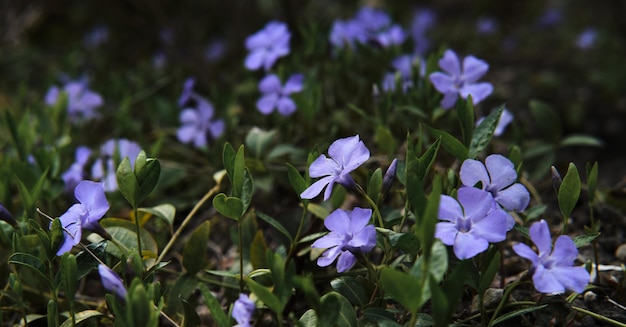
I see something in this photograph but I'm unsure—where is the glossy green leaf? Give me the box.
[59,310,103,327]
[376,228,420,256]
[8,252,50,288]
[330,277,366,307]
[559,134,603,148]
[180,296,201,327]
[247,278,283,314]
[138,204,176,229]
[137,158,160,204]
[198,284,229,327]
[417,176,441,257]
[49,218,64,256]
[299,309,317,327]
[320,292,356,327]
[457,96,475,147]
[586,162,598,204]
[245,127,277,158]
[100,218,158,260]
[367,168,383,204]
[380,267,423,312]
[490,304,548,326]
[417,137,441,181]
[286,163,307,195]
[573,232,600,248]
[61,253,78,303]
[558,163,581,218]
[240,168,254,213]
[307,203,329,219]
[256,211,293,242]
[375,125,396,156]
[479,248,501,294]
[294,275,320,310]
[47,299,58,327]
[361,307,403,327]
[116,157,138,208]
[213,193,244,220]
[233,145,246,198]
[425,125,468,161]
[250,230,268,269]
[76,241,107,280]
[428,241,448,283]
[182,220,211,275]
[469,105,503,158]
[222,142,236,183]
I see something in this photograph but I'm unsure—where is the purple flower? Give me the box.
[205,39,226,62]
[382,55,418,93]
[536,8,563,29]
[244,21,290,71]
[56,180,110,256]
[91,139,142,192]
[256,74,303,116]
[476,108,514,137]
[429,49,493,109]
[45,79,103,122]
[436,187,510,259]
[460,154,530,218]
[329,19,366,49]
[354,7,405,48]
[311,207,376,272]
[62,146,92,192]
[177,96,225,148]
[232,294,255,327]
[513,220,590,294]
[177,77,196,107]
[83,25,109,49]
[0,203,16,227]
[476,17,497,35]
[98,264,128,299]
[576,28,597,50]
[411,8,436,55]
[300,135,370,201]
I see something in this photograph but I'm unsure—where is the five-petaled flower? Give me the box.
[177,96,225,148]
[436,187,510,260]
[62,146,92,192]
[98,264,128,300]
[429,49,493,109]
[311,207,376,272]
[244,21,290,71]
[56,180,110,256]
[300,135,370,201]
[512,219,590,294]
[45,78,104,122]
[232,294,255,327]
[460,154,530,229]
[256,74,304,116]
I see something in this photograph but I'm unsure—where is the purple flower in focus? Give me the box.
[429,49,493,109]
[312,207,376,272]
[476,108,514,137]
[56,180,110,256]
[576,28,597,50]
[476,17,498,35]
[45,79,103,122]
[232,294,255,327]
[177,96,225,148]
[256,74,304,116]
[300,135,370,201]
[513,220,590,294]
[245,21,290,71]
[62,146,92,192]
[436,187,510,259]
[460,154,530,216]
[411,8,436,55]
[91,139,142,192]
[98,264,127,299]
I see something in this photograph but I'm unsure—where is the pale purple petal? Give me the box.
[532,265,564,294]
[462,55,489,83]
[350,208,372,231]
[438,194,463,222]
[348,225,376,251]
[440,92,458,109]
[494,109,514,136]
[232,294,255,326]
[307,155,337,178]
[276,97,296,116]
[311,233,345,249]
[435,222,458,246]
[177,125,198,143]
[317,246,342,267]
[460,159,491,188]
[256,94,278,114]
[551,236,579,266]
[439,50,461,76]
[56,206,83,256]
[98,264,127,299]
[496,183,530,212]
[512,243,539,267]
[453,232,488,259]
[300,176,334,199]
[193,131,207,148]
[551,266,589,293]
[529,220,552,256]
[245,32,268,50]
[244,50,266,71]
[75,146,92,165]
[209,120,225,139]
[259,75,282,93]
[429,72,456,93]
[485,154,517,191]
[328,135,360,160]
[45,87,60,105]
[283,74,304,94]
[471,208,509,242]
[74,180,109,229]
[459,82,493,104]
[336,250,357,273]
[457,188,493,220]
[324,209,351,233]
[323,179,337,201]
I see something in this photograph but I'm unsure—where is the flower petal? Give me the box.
[336,250,357,273]
[471,207,509,242]
[324,209,351,233]
[459,82,493,104]
[462,55,489,83]
[460,158,491,189]
[429,72,456,93]
[453,232,488,259]
[485,154,517,191]
[551,266,589,293]
[259,74,282,93]
[512,243,539,267]
[277,96,296,116]
[551,235,579,266]
[311,232,344,249]
[177,125,198,144]
[308,155,337,178]
[441,92,458,109]
[532,265,564,294]
[349,207,372,230]
[256,94,278,115]
[74,181,109,229]
[349,225,376,252]
[496,183,530,212]
[457,187,494,220]
[300,176,334,199]
[209,120,225,139]
[439,50,461,76]
[435,222,458,246]
[438,194,463,222]
[244,50,266,71]
[529,220,552,257]
[283,74,304,94]
[317,247,341,267]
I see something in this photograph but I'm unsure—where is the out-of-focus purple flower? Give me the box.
[513,220,590,294]
[536,8,563,29]
[83,25,109,49]
[382,54,419,92]
[56,180,110,256]
[329,19,366,49]
[312,207,376,272]
[300,135,370,201]
[205,39,227,62]
[256,74,304,116]
[476,108,514,137]
[429,49,493,109]
[460,154,530,217]
[244,21,290,71]
[177,96,225,148]
[0,203,17,227]
[411,8,436,55]
[98,264,128,299]
[91,139,142,192]
[232,294,255,327]
[178,78,196,107]
[576,28,597,50]
[152,51,167,69]
[382,158,398,195]
[375,25,406,48]
[45,79,103,122]
[62,146,92,192]
[476,17,498,35]
[354,7,405,48]
[436,187,510,259]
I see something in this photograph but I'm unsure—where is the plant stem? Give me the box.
[487,280,520,327]
[238,221,244,293]
[572,306,626,327]
[155,183,220,265]
[133,205,143,269]
[286,202,308,265]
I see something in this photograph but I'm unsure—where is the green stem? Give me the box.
[133,205,143,269]
[572,306,626,327]
[238,221,244,293]
[487,280,521,327]
[588,198,600,281]
[286,202,308,265]
[357,185,384,228]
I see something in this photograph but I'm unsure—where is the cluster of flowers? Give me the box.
[329,7,406,50]
[176,78,225,148]
[45,77,103,122]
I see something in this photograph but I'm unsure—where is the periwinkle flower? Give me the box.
[476,17,498,35]
[56,180,110,256]
[460,154,530,218]
[83,25,109,49]
[429,49,493,109]
[300,135,370,201]
[45,79,103,122]
[436,187,510,260]
[411,8,436,55]
[244,21,290,71]
[91,139,142,192]
[256,73,303,116]
[354,7,405,48]
[62,146,92,192]
[513,220,590,294]
[329,19,366,49]
[177,96,225,148]
[98,264,127,299]
[311,207,376,272]
[177,77,196,107]
[232,294,255,327]
[576,28,597,50]
[476,108,514,137]
[382,55,418,92]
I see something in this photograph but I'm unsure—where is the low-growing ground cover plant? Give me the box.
[1,1,625,326]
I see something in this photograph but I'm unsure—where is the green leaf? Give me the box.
[367,168,383,204]
[100,218,158,259]
[76,241,107,280]
[245,127,277,158]
[240,168,254,213]
[294,275,320,310]
[116,157,139,208]
[250,230,268,269]
[137,158,160,204]
[8,252,50,288]
[586,162,598,204]
[457,96,475,147]
[417,137,441,181]
[299,309,317,327]
[247,278,283,314]
[417,176,442,257]
[524,204,547,221]
[361,308,403,327]
[307,203,329,220]
[213,193,244,220]
[180,296,201,327]
[376,228,420,256]
[559,134,604,148]
[380,267,423,312]
[60,310,103,327]
[491,304,548,326]
[428,241,448,283]
[14,178,34,217]
[222,143,236,183]
[49,218,64,256]
[198,284,229,327]
[256,211,293,242]
[558,163,581,218]
[479,248,501,294]
[61,253,78,303]
[233,145,246,198]
[469,105,503,158]
[138,204,176,229]
[319,292,356,327]
[573,232,600,248]
[425,125,468,161]
[286,163,307,195]
[375,125,396,156]
[182,221,211,275]
[330,277,367,307]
